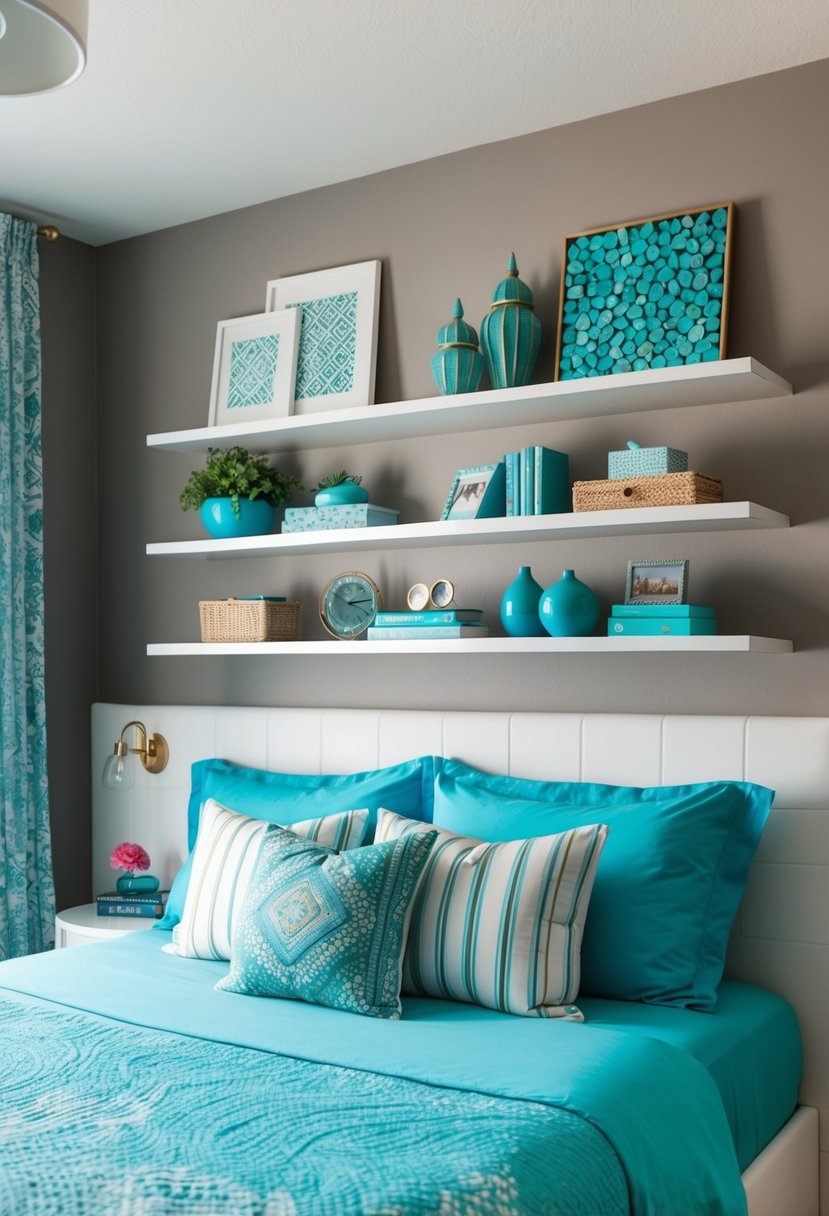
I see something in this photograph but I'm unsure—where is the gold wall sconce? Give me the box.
[102,720,169,792]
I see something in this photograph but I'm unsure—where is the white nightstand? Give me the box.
[55,903,157,949]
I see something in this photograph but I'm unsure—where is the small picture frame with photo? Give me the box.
[441,463,506,521]
[625,558,689,605]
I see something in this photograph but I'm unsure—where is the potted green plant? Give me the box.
[314,470,369,507]
[180,446,302,538]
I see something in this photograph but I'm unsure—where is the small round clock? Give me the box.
[319,571,383,639]
[406,582,430,611]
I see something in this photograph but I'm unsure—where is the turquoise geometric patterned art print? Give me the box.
[291,291,357,398]
[226,333,280,409]
[555,203,734,381]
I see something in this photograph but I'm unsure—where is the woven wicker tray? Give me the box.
[573,471,723,512]
[199,598,300,643]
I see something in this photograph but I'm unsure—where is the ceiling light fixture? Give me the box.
[0,0,87,96]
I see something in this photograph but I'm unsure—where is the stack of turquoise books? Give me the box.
[503,445,570,517]
[607,604,717,636]
[366,609,487,640]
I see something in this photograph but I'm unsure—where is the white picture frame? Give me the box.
[208,308,301,427]
[264,259,381,414]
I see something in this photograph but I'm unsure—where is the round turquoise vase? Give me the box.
[116,873,160,893]
[480,253,542,389]
[500,566,546,637]
[199,496,276,539]
[539,569,600,637]
[431,298,484,395]
[314,482,369,507]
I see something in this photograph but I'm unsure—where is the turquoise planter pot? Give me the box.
[116,873,160,893]
[500,566,546,637]
[539,569,600,638]
[199,497,276,539]
[314,483,369,507]
[480,253,542,389]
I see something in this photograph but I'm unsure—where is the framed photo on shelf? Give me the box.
[625,558,689,606]
[264,260,381,414]
[441,463,506,521]
[208,309,301,427]
[555,202,734,382]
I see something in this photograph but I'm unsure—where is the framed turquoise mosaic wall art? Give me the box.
[208,308,301,426]
[554,203,734,382]
[265,260,381,413]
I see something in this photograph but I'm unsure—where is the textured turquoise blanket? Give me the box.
[0,931,747,1215]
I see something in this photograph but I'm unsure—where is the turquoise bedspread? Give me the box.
[0,931,749,1215]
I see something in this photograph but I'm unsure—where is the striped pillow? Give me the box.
[172,798,369,961]
[375,809,608,1019]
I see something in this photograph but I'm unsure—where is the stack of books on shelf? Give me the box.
[504,445,571,516]
[96,889,170,919]
[282,504,399,532]
[366,609,488,640]
[607,604,717,637]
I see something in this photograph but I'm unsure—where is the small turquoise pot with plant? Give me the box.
[180,446,301,540]
[199,496,277,539]
[314,471,369,507]
[539,569,600,637]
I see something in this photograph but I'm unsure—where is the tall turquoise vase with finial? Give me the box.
[431,298,484,395]
[480,253,542,388]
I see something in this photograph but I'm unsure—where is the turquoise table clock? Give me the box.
[319,572,382,639]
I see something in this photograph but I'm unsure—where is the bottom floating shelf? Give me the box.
[147,636,793,656]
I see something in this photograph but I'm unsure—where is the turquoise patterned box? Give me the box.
[608,442,688,479]
[282,504,399,533]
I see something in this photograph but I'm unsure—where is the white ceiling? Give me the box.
[2,0,828,246]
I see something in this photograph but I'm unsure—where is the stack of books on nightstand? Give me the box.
[607,604,717,637]
[96,890,170,919]
[366,609,488,640]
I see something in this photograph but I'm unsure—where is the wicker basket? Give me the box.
[572,471,723,512]
[199,598,300,643]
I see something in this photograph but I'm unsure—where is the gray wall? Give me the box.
[40,234,98,909]
[91,59,828,720]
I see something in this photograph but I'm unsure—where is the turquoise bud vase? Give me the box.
[431,298,484,395]
[116,872,160,893]
[539,569,600,637]
[480,253,542,388]
[500,566,546,637]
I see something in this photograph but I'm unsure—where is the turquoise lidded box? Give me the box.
[480,253,542,389]
[608,440,688,479]
[431,298,484,395]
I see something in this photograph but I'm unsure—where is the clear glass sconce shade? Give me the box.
[102,750,135,792]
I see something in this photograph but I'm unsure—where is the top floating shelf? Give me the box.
[146,357,792,455]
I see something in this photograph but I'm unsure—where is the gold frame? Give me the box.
[554,202,735,382]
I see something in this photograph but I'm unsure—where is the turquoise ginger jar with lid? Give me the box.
[480,253,542,388]
[431,297,484,395]
[539,569,600,637]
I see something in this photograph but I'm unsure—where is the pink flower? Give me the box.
[110,841,151,873]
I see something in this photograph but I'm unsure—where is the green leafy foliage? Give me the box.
[315,470,363,491]
[180,447,302,518]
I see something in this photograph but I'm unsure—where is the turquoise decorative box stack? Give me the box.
[282,505,399,533]
[608,440,688,479]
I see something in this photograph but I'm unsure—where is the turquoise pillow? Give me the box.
[158,755,435,931]
[433,760,774,1011]
[217,824,437,1019]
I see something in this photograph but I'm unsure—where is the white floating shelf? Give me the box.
[146,358,792,455]
[147,501,790,559]
[147,636,793,656]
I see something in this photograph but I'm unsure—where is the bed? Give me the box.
[0,704,823,1215]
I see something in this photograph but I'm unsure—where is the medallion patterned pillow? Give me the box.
[375,809,608,1019]
[217,824,438,1019]
[172,799,369,961]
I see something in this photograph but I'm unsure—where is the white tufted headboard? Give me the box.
[92,703,829,1188]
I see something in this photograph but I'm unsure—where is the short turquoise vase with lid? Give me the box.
[480,253,542,388]
[500,566,546,637]
[431,298,484,395]
[539,569,600,637]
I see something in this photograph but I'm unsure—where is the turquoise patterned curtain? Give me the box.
[0,213,54,957]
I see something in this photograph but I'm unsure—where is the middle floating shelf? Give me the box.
[147,501,790,559]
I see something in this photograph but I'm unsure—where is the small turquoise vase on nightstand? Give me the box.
[539,569,600,638]
[116,873,160,893]
[480,253,542,388]
[431,298,484,395]
[500,566,546,637]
